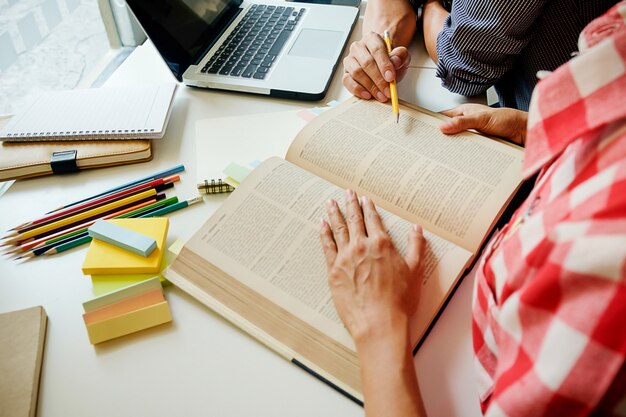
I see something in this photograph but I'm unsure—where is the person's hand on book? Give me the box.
[319,189,424,344]
[343,32,412,103]
[440,104,528,146]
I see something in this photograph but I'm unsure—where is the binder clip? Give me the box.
[197,179,235,195]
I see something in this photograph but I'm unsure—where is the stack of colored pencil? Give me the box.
[1,165,203,261]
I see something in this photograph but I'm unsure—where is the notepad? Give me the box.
[82,218,169,275]
[82,277,172,344]
[0,306,47,417]
[0,83,177,141]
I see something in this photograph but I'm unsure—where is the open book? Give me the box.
[164,97,524,403]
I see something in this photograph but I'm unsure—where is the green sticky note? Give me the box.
[223,162,251,183]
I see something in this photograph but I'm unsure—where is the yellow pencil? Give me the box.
[383,30,400,123]
[13,189,157,241]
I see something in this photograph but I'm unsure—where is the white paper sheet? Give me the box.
[195,110,309,184]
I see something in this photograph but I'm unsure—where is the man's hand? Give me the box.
[342,0,416,101]
[319,189,424,344]
[343,33,411,102]
[441,104,528,146]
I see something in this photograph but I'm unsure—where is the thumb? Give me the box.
[440,113,490,135]
[405,224,425,274]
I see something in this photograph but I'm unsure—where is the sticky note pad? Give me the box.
[89,220,157,257]
[90,240,184,296]
[82,218,169,275]
[82,277,172,344]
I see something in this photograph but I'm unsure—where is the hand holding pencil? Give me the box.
[341,30,410,105]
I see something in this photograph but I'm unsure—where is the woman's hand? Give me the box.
[440,103,529,146]
[319,189,424,345]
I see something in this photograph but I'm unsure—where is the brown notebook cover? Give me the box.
[0,113,153,181]
[0,139,153,181]
[0,306,48,417]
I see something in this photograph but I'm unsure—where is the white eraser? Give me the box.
[88,220,157,257]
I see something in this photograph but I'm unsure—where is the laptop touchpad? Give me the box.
[289,29,343,60]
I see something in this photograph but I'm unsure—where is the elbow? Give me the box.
[435,58,493,97]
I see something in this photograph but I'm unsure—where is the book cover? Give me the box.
[0,306,47,417]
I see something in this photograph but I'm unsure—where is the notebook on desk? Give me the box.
[0,83,176,142]
[126,0,359,101]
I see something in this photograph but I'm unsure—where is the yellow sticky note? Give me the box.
[84,301,172,344]
[82,218,169,275]
[90,239,185,295]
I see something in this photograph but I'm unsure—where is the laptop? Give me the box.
[126,0,359,101]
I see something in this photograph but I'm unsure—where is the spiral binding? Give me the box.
[197,179,235,194]
[3,128,159,141]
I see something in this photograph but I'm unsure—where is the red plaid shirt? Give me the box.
[472,3,626,416]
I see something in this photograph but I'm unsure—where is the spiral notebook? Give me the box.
[0,83,177,142]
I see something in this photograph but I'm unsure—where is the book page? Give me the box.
[182,157,471,351]
[286,97,523,253]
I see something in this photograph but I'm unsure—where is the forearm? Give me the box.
[422,0,449,63]
[355,316,425,417]
[363,0,417,47]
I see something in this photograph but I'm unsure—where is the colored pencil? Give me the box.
[14,198,162,253]
[17,231,89,259]
[41,195,194,256]
[15,199,178,260]
[11,189,158,241]
[11,176,179,233]
[31,196,179,250]
[137,196,203,217]
[3,192,168,246]
[42,165,185,215]
[43,235,93,256]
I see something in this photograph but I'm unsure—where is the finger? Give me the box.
[351,39,390,101]
[342,72,372,100]
[360,195,385,237]
[365,34,396,84]
[440,105,468,118]
[440,113,490,135]
[326,199,350,248]
[390,47,411,71]
[344,189,365,238]
[344,55,385,101]
[319,219,338,269]
[405,224,425,273]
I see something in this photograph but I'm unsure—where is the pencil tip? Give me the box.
[2,247,19,255]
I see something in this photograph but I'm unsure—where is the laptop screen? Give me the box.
[127,0,243,80]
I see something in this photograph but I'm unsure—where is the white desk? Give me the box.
[0,11,483,417]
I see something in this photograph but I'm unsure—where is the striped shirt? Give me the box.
[472,3,626,416]
[433,0,615,110]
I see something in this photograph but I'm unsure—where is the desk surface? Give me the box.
[0,9,483,417]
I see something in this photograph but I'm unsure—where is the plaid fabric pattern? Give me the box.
[472,3,626,416]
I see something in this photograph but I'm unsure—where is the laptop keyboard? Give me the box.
[201,4,305,80]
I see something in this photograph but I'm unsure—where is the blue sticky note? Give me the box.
[88,220,157,257]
